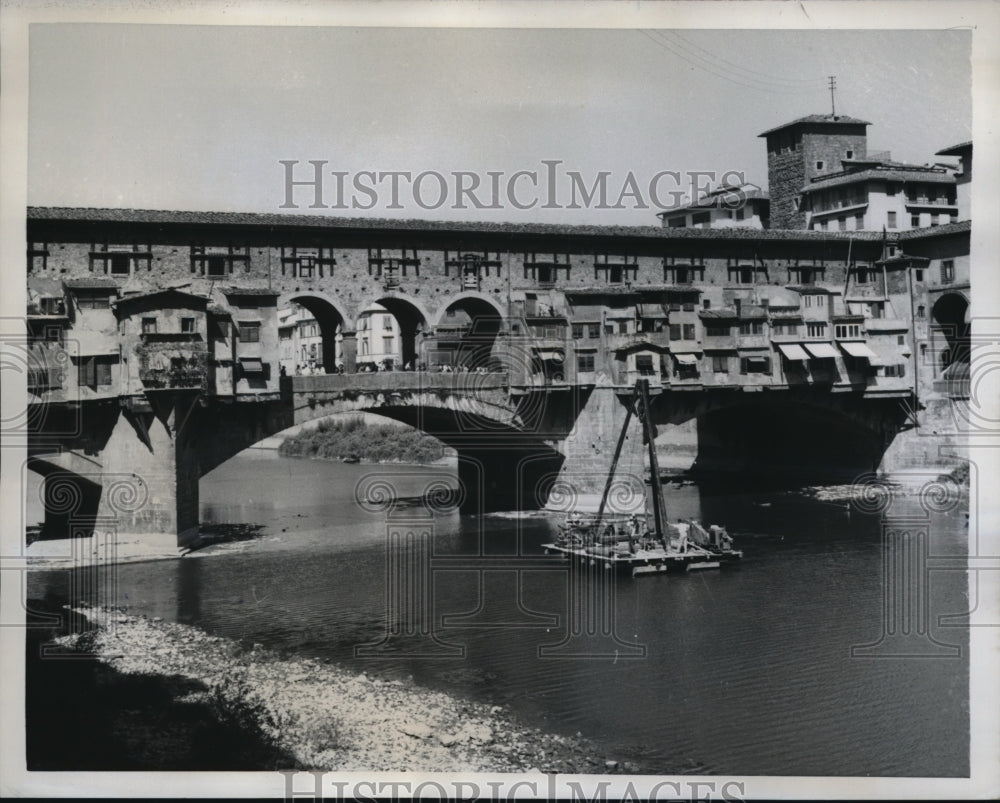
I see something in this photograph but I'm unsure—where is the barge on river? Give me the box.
[542,379,742,577]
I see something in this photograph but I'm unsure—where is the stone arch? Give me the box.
[931,292,970,376]
[434,292,506,369]
[356,293,431,369]
[279,291,351,375]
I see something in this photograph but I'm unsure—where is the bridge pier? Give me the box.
[96,394,202,549]
[548,385,647,513]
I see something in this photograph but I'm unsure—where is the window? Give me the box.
[739,320,764,336]
[911,214,921,228]
[854,267,872,284]
[618,322,628,335]
[669,324,682,341]
[846,150,854,159]
[941,260,954,283]
[838,217,847,232]
[191,245,250,276]
[883,364,906,378]
[28,242,49,273]
[807,322,827,337]
[77,294,111,310]
[740,356,771,374]
[736,208,745,221]
[523,253,570,284]
[663,262,705,284]
[572,324,584,340]
[898,335,906,346]
[382,336,394,353]
[887,211,897,229]
[141,317,157,335]
[772,322,799,336]
[691,212,710,227]
[238,322,260,343]
[712,355,728,373]
[635,355,655,375]
[816,161,824,171]
[728,266,758,284]
[915,269,924,282]
[588,324,600,339]
[667,217,686,228]
[854,213,864,230]
[181,317,195,333]
[705,323,731,337]
[78,356,114,389]
[683,324,696,340]
[280,246,336,279]
[577,353,596,372]
[917,305,926,318]
[835,323,862,339]
[594,254,638,284]
[790,266,825,285]
[90,243,151,274]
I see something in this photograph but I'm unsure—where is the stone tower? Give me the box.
[759,114,870,229]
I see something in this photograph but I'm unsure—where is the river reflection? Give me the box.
[28,449,970,776]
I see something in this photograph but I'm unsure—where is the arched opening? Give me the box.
[691,397,903,482]
[358,296,427,370]
[931,293,970,378]
[280,295,346,375]
[431,296,504,370]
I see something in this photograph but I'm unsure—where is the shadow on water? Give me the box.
[24,597,298,771]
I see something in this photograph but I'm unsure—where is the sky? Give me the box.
[27,25,972,226]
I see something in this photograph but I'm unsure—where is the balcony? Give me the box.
[607,331,671,351]
[138,343,208,390]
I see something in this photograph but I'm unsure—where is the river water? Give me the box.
[28,449,969,776]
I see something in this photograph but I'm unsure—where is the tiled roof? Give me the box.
[936,142,972,156]
[897,220,970,240]
[27,206,888,244]
[801,166,954,193]
[63,277,120,289]
[699,308,738,319]
[758,114,871,137]
[657,186,768,217]
[114,288,210,306]
[222,286,281,296]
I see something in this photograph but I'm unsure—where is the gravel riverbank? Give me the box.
[53,606,631,773]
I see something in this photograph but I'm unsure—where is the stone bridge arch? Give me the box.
[278,291,353,374]
[356,292,433,369]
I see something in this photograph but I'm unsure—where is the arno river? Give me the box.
[28,449,969,776]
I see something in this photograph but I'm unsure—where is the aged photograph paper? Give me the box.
[2,1,999,799]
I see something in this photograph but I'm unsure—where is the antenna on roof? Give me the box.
[828,76,837,117]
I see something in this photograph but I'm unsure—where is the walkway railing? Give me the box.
[286,371,509,393]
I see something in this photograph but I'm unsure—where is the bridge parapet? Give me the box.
[287,371,509,394]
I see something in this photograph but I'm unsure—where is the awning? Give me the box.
[804,342,840,359]
[777,343,810,361]
[839,341,879,360]
[535,350,564,361]
[638,304,667,319]
[674,353,698,365]
[240,358,264,373]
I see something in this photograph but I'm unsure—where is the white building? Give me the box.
[800,159,958,233]
[658,182,769,230]
[277,302,340,375]
[357,302,402,369]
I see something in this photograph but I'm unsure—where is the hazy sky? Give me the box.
[28,25,971,226]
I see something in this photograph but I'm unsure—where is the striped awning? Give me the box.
[240,358,264,373]
[638,304,667,319]
[804,342,840,359]
[674,353,698,365]
[777,343,810,361]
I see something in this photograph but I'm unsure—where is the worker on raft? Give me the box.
[627,514,641,554]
